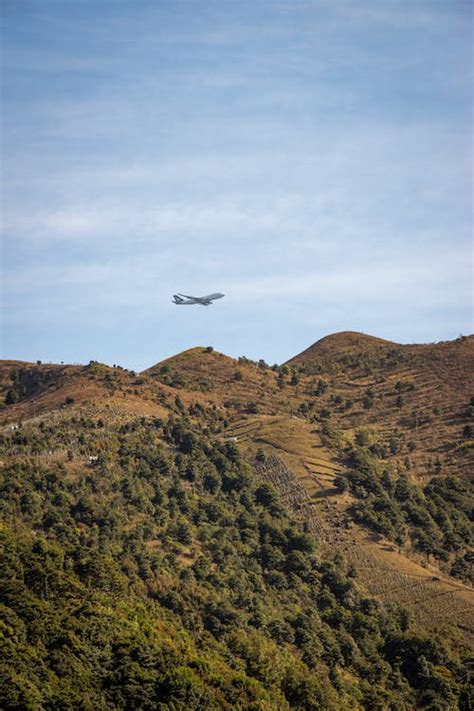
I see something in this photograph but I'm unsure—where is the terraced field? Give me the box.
[225,415,341,496]
[346,536,474,643]
[226,414,474,642]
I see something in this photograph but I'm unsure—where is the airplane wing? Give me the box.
[196,293,224,301]
[177,293,199,301]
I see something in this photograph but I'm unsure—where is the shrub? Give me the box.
[5,390,18,405]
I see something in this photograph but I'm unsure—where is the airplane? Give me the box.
[172,292,225,306]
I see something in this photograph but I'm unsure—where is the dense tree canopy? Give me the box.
[0,415,472,709]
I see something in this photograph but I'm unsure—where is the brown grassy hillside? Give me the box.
[2,334,472,477]
[0,360,171,425]
[146,347,277,397]
[286,332,474,479]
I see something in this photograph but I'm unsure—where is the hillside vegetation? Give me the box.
[0,331,473,709]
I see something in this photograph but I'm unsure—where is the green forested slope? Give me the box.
[342,440,474,583]
[0,415,472,709]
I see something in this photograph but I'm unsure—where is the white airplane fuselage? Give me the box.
[172,292,224,306]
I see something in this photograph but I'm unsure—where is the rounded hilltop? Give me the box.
[144,346,233,376]
[286,330,473,369]
[143,346,278,400]
[286,331,399,366]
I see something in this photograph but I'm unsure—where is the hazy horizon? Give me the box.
[2,0,472,370]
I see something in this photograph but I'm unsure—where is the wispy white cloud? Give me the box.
[4,116,470,245]
[4,196,307,245]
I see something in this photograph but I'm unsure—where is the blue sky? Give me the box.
[1,0,472,370]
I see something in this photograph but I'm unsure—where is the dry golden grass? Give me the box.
[226,415,340,494]
[346,535,474,643]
